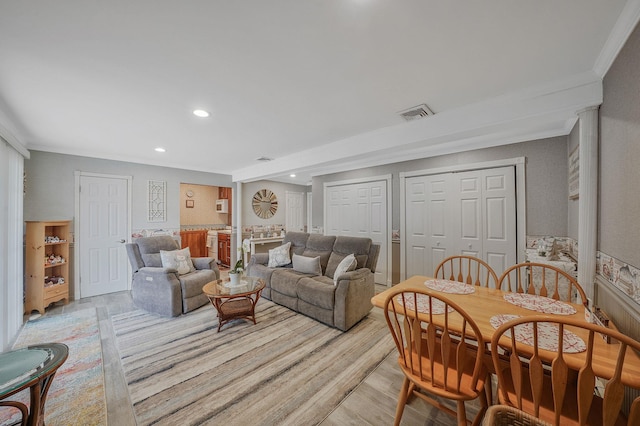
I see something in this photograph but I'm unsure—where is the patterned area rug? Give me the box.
[112,301,394,425]
[0,308,106,426]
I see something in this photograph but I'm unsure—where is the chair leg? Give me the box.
[456,401,467,426]
[394,376,411,426]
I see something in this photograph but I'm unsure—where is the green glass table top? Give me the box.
[0,348,50,389]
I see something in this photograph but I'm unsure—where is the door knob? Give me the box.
[436,241,441,246]
[118,239,126,243]
[468,244,472,249]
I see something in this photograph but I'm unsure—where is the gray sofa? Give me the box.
[246,231,379,331]
[126,235,220,317]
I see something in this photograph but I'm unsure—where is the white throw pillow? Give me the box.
[160,247,195,275]
[292,254,322,275]
[333,253,357,286]
[268,242,292,268]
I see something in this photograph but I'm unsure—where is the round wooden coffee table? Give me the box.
[202,276,266,332]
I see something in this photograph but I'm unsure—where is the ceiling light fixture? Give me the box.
[193,109,210,118]
[290,174,296,178]
[155,147,166,153]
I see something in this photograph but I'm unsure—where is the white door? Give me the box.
[404,166,516,281]
[285,191,305,232]
[79,174,130,297]
[325,179,389,285]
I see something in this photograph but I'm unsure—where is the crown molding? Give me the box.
[233,73,602,183]
[593,0,640,77]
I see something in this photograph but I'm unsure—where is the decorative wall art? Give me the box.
[568,145,579,200]
[252,189,278,219]
[148,180,167,222]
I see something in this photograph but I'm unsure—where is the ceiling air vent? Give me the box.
[256,156,274,162]
[398,104,434,122]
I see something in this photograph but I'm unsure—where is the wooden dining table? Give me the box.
[372,275,640,389]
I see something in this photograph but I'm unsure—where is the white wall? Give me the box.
[24,151,233,233]
[241,180,310,229]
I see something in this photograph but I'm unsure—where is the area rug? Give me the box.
[112,301,394,425]
[0,308,107,426]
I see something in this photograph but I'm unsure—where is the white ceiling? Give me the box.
[1,1,639,185]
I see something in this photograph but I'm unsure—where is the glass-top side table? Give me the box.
[0,342,69,426]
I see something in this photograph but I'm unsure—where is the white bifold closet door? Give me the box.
[405,166,516,284]
[325,179,389,285]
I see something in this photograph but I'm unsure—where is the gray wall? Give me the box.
[240,180,310,229]
[600,21,640,269]
[24,151,233,232]
[313,136,569,237]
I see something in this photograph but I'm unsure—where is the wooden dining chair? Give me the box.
[497,262,587,305]
[491,315,640,426]
[383,288,489,426]
[434,255,499,288]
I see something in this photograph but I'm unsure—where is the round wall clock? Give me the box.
[185,190,194,198]
[252,189,278,219]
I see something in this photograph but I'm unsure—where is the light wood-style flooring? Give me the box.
[26,284,480,425]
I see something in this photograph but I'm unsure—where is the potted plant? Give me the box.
[228,248,244,286]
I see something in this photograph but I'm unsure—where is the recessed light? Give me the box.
[290,174,296,178]
[193,109,210,118]
[155,147,166,153]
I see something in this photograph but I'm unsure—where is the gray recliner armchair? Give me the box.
[125,235,220,317]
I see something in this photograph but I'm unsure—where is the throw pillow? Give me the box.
[268,242,292,268]
[292,254,322,275]
[160,247,195,275]
[333,253,357,286]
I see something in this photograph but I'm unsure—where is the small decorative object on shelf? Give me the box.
[25,221,71,315]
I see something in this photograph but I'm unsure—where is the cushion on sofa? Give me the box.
[292,254,322,275]
[160,248,195,275]
[271,268,306,297]
[283,231,310,257]
[268,242,292,267]
[302,234,336,274]
[332,253,357,285]
[297,276,336,310]
[136,235,180,267]
[325,236,372,277]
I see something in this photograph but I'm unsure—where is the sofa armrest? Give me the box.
[334,268,371,283]
[248,253,269,268]
[333,268,375,331]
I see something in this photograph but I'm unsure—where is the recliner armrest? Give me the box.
[138,266,179,276]
[333,268,371,284]
[192,257,216,270]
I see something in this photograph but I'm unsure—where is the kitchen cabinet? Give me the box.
[180,230,208,258]
[218,232,231,267]
[25,220,71,314]
[218,187,232,199]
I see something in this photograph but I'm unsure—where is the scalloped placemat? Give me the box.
[504,292,576,315]
[490,314,586,353]
[395,294,454,315]
[424,279,476,294]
